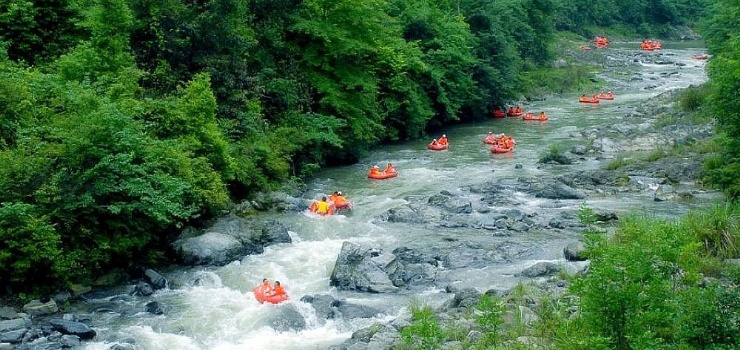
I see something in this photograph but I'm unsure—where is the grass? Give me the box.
[605,156,631,170]
[643,147,666,162]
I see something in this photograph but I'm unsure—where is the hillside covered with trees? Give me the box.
[0,0,715,295]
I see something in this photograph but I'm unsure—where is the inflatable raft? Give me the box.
[522,114,548,121]
[579,96,600,104]
[491,145,513,153]
[253,287,288,304]
[596,92,614,100]
[428,143,449,151]
[368,171,398,180]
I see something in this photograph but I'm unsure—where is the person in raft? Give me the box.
[484,132,495,143]
[539,111,548,119]
[369,165,382,176]
[271,281,287,298]
[332,191,351,210]
[429,138,439,147]
[515,106,522,114]
[439,134,448,146]
[384,163,397,174]
[256,278,273,295]
[507,106,515,115]
[328,191,338,203]
[314,196,331,215]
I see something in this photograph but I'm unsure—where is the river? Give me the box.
[80,42,712,350]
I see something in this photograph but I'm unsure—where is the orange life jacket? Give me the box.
[273,285,286,296]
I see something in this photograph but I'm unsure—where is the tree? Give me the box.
[0,0,84,65]
[701,0,740,198]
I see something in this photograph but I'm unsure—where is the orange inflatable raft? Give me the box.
[596,92,614,100]
[491,145,513,153]
[333,200,352,211]
[253,286,289,304]
[522,113,548,121]
[692,54,708,60]
[579,96,600,104]
[428,143,449,151]
[368,171,398,180]
[493,109,506,118]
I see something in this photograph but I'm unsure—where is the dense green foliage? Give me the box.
[552,0,708,38]
[0,0,712,295]
[700,0,740,199]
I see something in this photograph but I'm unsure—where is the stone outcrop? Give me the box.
[173,215,291,265]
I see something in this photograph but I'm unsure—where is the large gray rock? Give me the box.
[173,232,243,265]
[427,194,473,214]
[0,318,30,333]
[654,183,694,202]
[0,329,26,343]
[536,182,585,200]
[384,206,427,224]
[22,299,58,317]
[144,269,168,290]
[173,215,291,266]
[330,242,399,293]
[564,241,587,261]
[518,262,561,277]
[0,307,16,320]
[49,319,96,340]
[329,323,400,350]
[300,294,381,320]
[264,305,306,332]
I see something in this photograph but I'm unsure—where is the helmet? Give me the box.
[442,134,446,137]
[433,139,437,141]
[488,132,492,134]
[337,191,342,195]
[373,165,379,168]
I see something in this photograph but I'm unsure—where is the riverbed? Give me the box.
[80,42,715,350]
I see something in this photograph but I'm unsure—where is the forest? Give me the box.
[0,0,723,298]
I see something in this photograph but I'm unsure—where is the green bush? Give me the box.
[0,203,73,294]
[540,145,572,164]
[682,204,740,259]
[679,85,709,113]
[475,294,506,347]
[399,303,444,350]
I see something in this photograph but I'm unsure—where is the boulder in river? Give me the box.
[172,215,291,266]
[330,242,400,293]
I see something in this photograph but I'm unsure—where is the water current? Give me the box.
[81,42,712,350]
